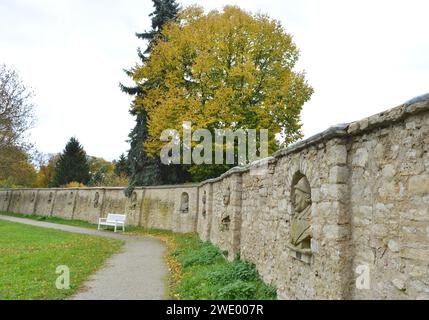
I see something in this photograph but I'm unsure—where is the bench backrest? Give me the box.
[106,213,126,223]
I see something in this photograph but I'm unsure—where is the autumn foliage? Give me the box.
[133,6,313,161]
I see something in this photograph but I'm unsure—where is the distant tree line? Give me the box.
[39,137,130,188]
[0,62,129,188]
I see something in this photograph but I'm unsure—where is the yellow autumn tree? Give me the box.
[133,6,313,179]
[35,154,59,188]
[0,146,37,188]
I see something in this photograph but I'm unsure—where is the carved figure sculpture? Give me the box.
[180,192,189,213]
[130,191,138,210]
[290,176,312,249]
[202,191,207,217]
[67,192,74,205]
[223,187,230,206]
[93,192,100,208]
[221,215,231,231]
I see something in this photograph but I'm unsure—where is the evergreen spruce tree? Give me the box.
[52,137,90,187]
[114,153,130,177]
[121,0,188,195]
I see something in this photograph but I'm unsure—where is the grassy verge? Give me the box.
[127,231,277,300]
[0,211,277,300]
[0,219,124,300]
[0,211,97,229]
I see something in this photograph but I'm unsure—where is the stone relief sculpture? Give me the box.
[93,192,100,208]
[290,175,312,250]
[67,191,74,205]
[221,215,231,232]
[48,192,53,203]
[129,191,138,210]
[223,187,231,206]
[202,191,207,218]
[180,192,189,213]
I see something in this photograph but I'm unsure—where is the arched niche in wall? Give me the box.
[201,190,207,218]
[93,192,100,208]
[48,192,54,203]
[223,186,231,206]
[67,191,74,205]
[129,191,138,210]
[220,215,231,232]
[180,192,189,213]
[288,171,313,264]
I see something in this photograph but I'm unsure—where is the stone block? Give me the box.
[320,184,349,202]
[322,224,350,240]
[327,145,348,165]
[388,240,400,253]
[408,175,429,195]
[392,278,406,291]
[329,166,349,184]
[352,148,369,168]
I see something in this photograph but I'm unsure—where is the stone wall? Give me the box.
[1,94,428,300]
[0,185,199,233]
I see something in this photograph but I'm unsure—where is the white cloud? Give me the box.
[1,0,428,160]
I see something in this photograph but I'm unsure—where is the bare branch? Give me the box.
[0,64,35,151]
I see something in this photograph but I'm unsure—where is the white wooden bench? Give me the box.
[98,213,126,232]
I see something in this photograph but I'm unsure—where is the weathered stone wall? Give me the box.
[196,94,429,300]
[34,189,56,216]
[52,189,76,220]
[206,174,243,260]
[347,105,429,300]
[141,186,198,233]
[1,94,428,300]
[73,188,103,223]
[237,138,353,300]
[0,185,199,233]
[196,183,213,242]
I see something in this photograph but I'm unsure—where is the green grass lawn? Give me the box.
[0,219,124,300]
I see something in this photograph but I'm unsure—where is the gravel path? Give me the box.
[0,215,167,300]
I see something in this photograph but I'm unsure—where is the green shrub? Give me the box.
[173,239,277,300]
[206,260,259,284]
[218,280,258,300]
[178,243,223,267]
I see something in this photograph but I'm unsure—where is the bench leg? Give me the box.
[114,225,117,233]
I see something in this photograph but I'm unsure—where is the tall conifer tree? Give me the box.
[52,137,90,187]
[121,0,186,194]
[114,153,130,177]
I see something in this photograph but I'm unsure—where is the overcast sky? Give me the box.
[1,0,428,161]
